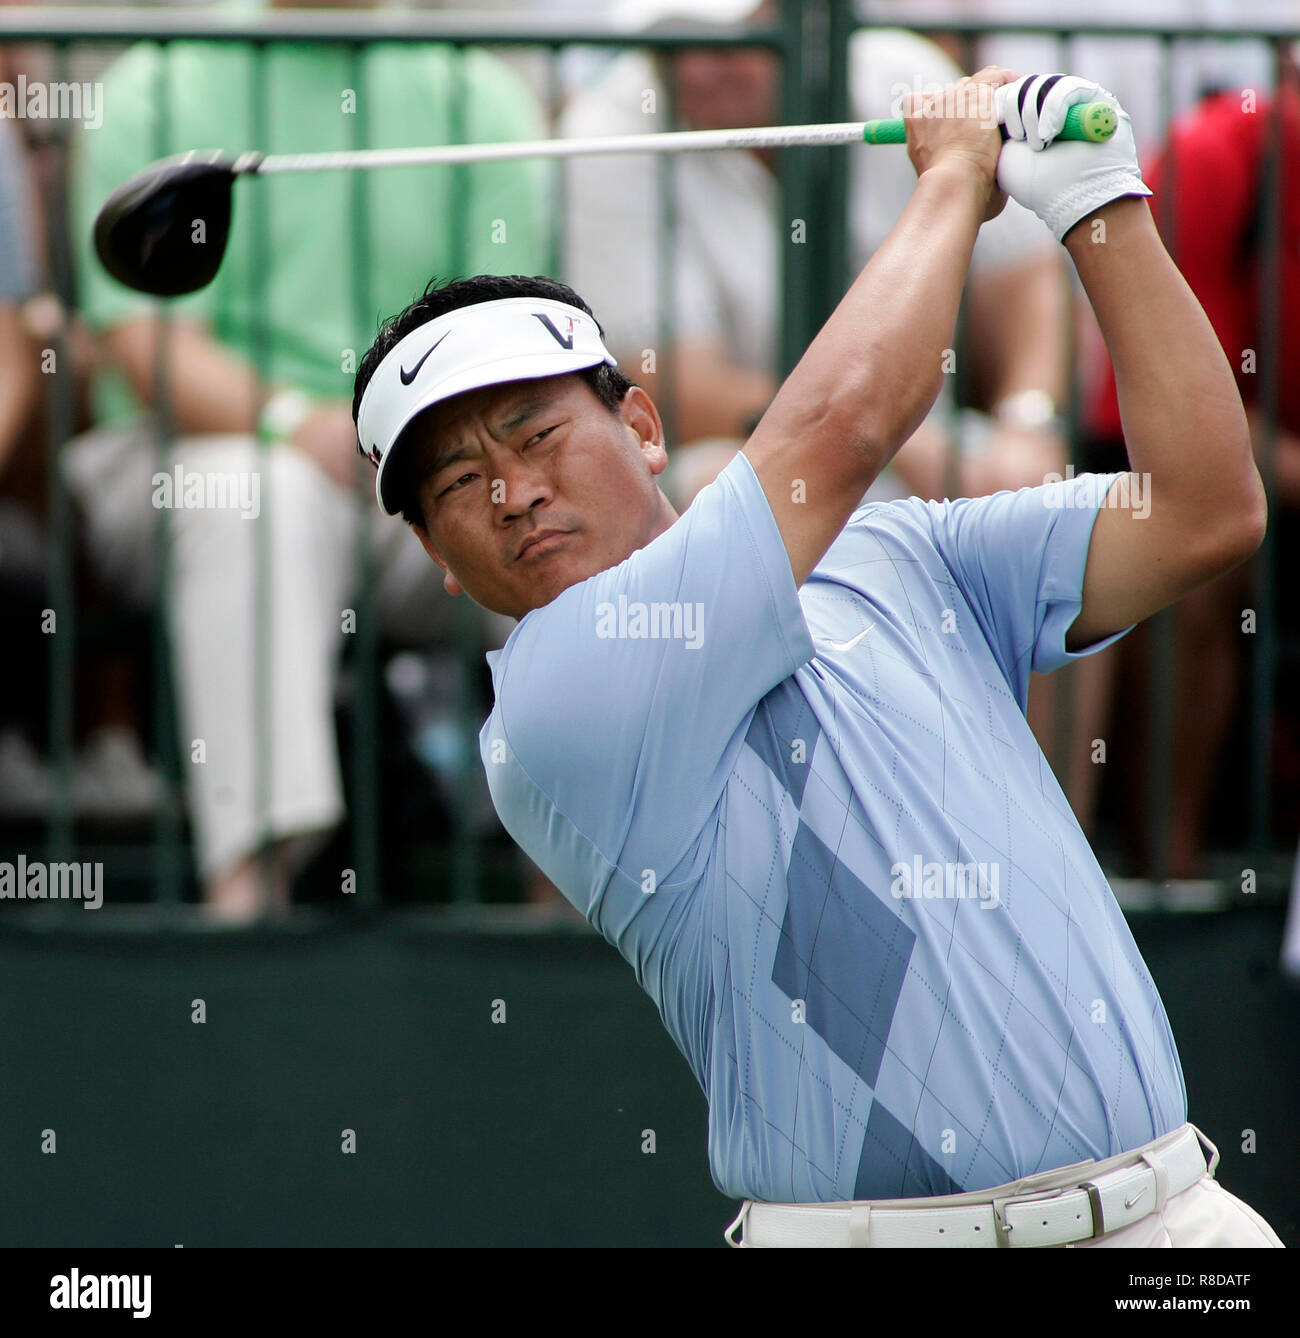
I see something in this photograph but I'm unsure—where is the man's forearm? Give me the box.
[967,250,1069,412]
[1064,198,1260,519]
[633,341,774,443]
[671,344,774,442]
[105,315,271,435]
[101,313,364,489]
[757,158,988,486]
[743,151,994,587]
[742,69,1006,586]
[0,307,37,475]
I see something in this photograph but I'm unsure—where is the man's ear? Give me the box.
[412,521,464,598]
[621,384,668,475]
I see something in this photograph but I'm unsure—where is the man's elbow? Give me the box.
[1204,469,1268,573]
[103,317,160,402]
[851,375,944,468]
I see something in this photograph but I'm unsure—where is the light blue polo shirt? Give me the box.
[482,452,1187,1204]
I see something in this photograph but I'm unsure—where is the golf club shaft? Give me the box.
[244,123,872,175]
[241,104,1111,176]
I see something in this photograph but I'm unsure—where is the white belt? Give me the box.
[727,1124,1214,1248]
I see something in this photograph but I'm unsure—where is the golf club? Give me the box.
[94,103,1117,298]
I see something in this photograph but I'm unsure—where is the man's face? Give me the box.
[671,45,779,132]
[662,0,779,131]
[404,374,675,620]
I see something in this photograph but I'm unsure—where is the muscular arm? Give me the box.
[0,305,38,477]
[105,314,265,436]
[1063,198,1267,650]
[957,248,1071,496]
[635,339,773,443]
[966,248,1069,412]
[884,247,1070,502]
[743,75,1006,586]
[103,314,360,489]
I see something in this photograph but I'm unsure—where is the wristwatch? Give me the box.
[992,388,1062,434]
[257,388,314,444]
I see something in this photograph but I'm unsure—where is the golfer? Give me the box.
[352,70,1283,1247]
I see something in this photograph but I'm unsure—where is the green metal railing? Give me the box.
[0,3,1292,917]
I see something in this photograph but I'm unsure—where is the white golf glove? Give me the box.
[994,74,1152,242]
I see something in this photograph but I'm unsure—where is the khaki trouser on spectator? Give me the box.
[63,419,475,883]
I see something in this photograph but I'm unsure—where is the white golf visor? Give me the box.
[357,296,618,515]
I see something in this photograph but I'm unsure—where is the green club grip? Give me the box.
[861,100,1117,145]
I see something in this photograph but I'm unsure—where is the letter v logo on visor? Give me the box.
[357,296,618,516]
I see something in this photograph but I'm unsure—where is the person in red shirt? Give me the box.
[1082,65,1300,881]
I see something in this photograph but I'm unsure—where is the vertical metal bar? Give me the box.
[957,24,975,78]
[656,46,678,452]
[546,42,565,281]
[446,44,481,905]
[825,0,852,303]
[348,40,381,910]
[249,40,274,907]
[1145,33,1178,883]
[805,1,835,342]
[778,0,810,379]
[1249,40,1283,858]
[151,41,184,904]
[44,40,76,870]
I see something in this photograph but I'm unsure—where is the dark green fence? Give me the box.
[0,3,1293,913]
[0,905,1294,1246]
[0,0,1295,1253]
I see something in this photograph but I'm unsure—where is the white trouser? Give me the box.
[726,1123,1285,1248]
[64,419,481,883]
[1282,836,1300,978]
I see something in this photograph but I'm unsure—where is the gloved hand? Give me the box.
[994,74,1152,242]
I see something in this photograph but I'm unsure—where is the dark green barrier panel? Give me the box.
[0,907,1295,1248]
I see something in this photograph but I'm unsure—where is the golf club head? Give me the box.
[93,151,238,297]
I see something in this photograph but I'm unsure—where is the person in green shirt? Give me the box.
[65,1,549,920]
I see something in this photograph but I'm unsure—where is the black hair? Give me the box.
[353,274,636,527]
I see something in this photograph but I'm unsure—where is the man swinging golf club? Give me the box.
[352,68,1282,1247]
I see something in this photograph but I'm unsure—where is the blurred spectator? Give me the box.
[867,0,1292,157]
[1082,65,1300,880]
[0,118,39,508]
[0,38,165,824]
[560,6,1070,509]
[66,0,549,920]
[0,113,45,814]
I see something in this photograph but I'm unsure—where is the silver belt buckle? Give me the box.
[991,1194,1017,1247]
[992,1184,1085,1248]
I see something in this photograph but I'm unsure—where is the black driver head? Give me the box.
[93,151,238,297]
